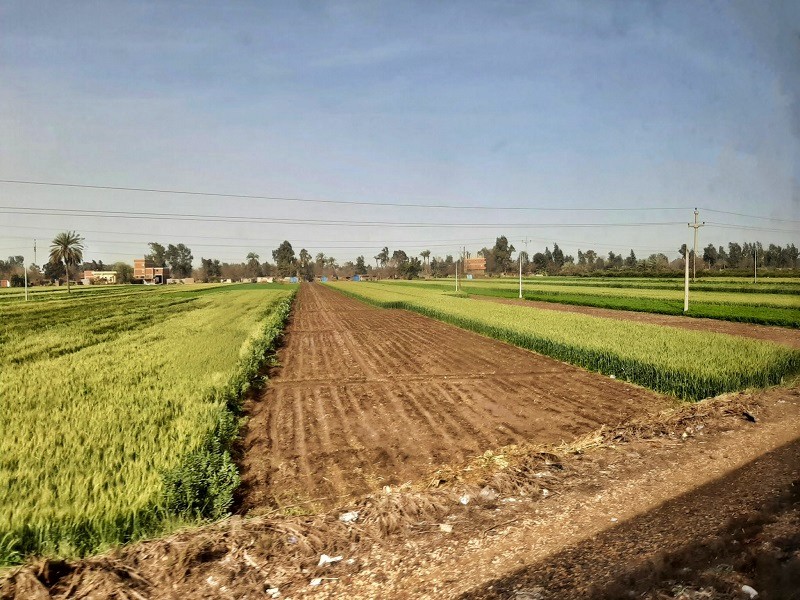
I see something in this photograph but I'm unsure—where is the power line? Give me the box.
[0,205,685,228]
[0,179,692,212]
[705,221,798,234]
[704,208,800,224]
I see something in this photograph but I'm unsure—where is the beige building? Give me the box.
[83,270,117,284]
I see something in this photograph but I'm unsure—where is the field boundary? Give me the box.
[329,284,800,401]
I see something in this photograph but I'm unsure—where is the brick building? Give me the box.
[134,258,170,284]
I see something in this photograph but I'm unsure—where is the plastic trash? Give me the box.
[439,523,453,533]
[459,494,471,505]
[741,585,758,598]
[318,554,343,567]
[339,510,359,523]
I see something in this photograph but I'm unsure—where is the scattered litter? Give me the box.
[266,588,280,598]
[610,517,618,522]
[479,486,498,501]
[501,497,518,503]
[741,585,758,598]
[439,523,453,533]
[318,554,343,567]
[287,535,298,545]
[309,578,322,587]
[514,586,545,599]
[346,558,356,565]
[533,471,551,478]
[541,489,550,498]
[383,485,392,494]
[609,374,616,379]
[459,494,471,505]
[206,576,219,587]
[339,510,360,523]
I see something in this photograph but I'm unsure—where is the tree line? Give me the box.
[2,233,797,288]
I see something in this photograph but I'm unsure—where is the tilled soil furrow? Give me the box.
[238,283,672,509]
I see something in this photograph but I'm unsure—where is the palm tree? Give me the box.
[49,231,84,293]
[420,249,431,273]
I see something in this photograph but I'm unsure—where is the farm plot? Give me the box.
[238,284,671,512]
[329,282,800,401]
[399,278,800,327]
[0,284,294,564]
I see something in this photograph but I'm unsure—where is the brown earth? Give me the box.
[3,387,798,599]
[237,283,671,512]
[476,296,800,348]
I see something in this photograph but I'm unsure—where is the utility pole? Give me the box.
[24,255,28,301]
[688,208,704,282]
[519,237,529,299]
[684,241,690,312]
[33,239,37,266]
[455,250,459,292]
[754,244,758,284]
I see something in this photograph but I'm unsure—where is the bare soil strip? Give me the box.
[238,283,671,512]
[476,295,800,348]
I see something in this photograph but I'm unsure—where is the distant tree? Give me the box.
[551,243,564,268]
[49,231,84,293]
[272,241,296,277]
[165,243,193,278]
[355,255,368,275]
[391,249,408,265]
[532,252,547,272]
[401,256,422,279]
[377,247,390,268]
[703,244,718,268]
[298,248,314,280]
[147,242,167,266]
[584,249,597,269]
[43,260,65,282]
[420,249,431,273]
[114,261,134,283]
[624,249,637,268]
[245,252,262,277]
[727,242,743,268]
[490,236,515,274]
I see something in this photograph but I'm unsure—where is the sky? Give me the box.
[1,0,798,266]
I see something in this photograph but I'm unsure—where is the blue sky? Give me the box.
[1,1,797,265]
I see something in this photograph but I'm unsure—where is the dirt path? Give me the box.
[476,295,800,348]
[238,283,671,512]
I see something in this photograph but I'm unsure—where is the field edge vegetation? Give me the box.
[0,287,296,566]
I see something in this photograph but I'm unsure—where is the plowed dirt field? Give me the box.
[239,283,671,512]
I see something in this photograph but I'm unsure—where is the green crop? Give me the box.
[329,281,799,402]
[0,285,294,564]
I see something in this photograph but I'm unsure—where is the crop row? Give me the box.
[329,282,799,401]
[392,280,800,327]
[0,286,295,564]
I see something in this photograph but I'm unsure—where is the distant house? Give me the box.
[0,279,10,288]
[82,270,117,284]
[256,276,274,283]
[133,258,170,284]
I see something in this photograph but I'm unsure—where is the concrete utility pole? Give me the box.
[754,244,758,284]
[688,208,704,282]
[455,250,459,292]
[518,237,529,299]
[684,240,690,312]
